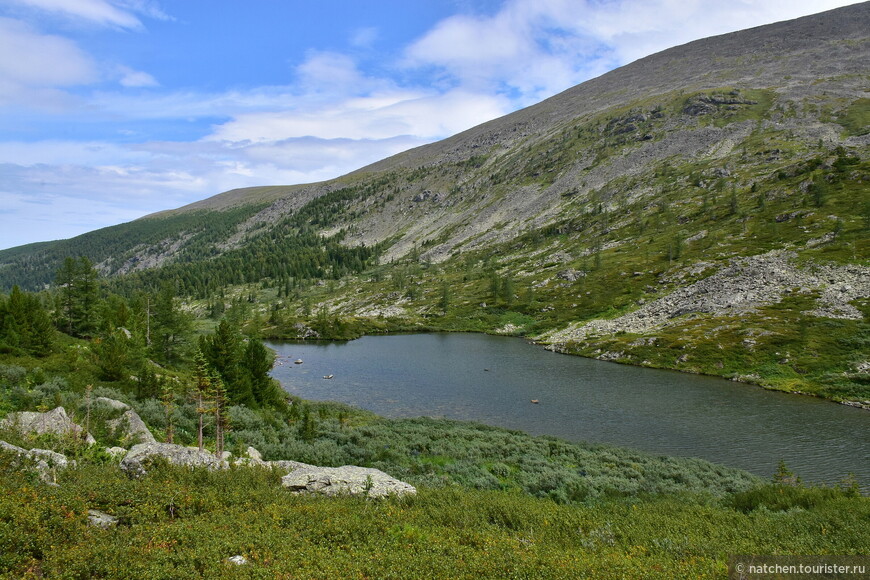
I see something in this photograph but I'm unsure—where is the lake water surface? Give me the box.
[267,333,869,486]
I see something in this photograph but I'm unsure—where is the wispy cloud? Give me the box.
[0,17,97,108]
[4,0,165,29]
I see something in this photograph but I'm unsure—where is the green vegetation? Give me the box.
[0,456,866,579]
[837,97,870,136]
[1,344,866,578]
[0,171,870,578]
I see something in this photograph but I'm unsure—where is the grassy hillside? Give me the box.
[2,460,867,579]
[0,354,866,579]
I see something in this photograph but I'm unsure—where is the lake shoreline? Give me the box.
[266,326,870,410]
[267,333,870,487]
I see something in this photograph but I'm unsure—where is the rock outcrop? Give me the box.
[119,442,225,478]
[87,509,119,529]
[0,407,96,445]
[281,464,417,498]
[94,397,131,412]
[107,409,156,446]
[0,440,75,484]
[544,250,870,346]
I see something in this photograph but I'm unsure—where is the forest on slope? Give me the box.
[0,258,867,577]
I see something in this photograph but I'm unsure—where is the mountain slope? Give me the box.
[0,3,868,403]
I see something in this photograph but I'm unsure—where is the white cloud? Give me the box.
[117,65,159,88]
[206,88,508,143]
[0,17,97,107]
[403,0,863,105]
[6,0,144,28]
[204,49,512,145]
[0,1,168,109]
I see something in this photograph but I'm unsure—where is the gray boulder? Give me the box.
[107,409,156,445]
[94,397,130,412]
[87,509,119,529]
[119,442,226,478]
[269,459,314,472]
[0,407,96,445]
[281,465,416,498]
[0,440,75,484]
[233,446,267,467]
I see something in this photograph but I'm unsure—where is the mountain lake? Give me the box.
[267,333,869,487]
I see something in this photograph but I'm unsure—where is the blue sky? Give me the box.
[0,0,860,250]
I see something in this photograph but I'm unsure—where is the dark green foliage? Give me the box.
[55,257,100,338]
[198,321,279,408]
[148,283,193,366]
[0,286,54,356]
[0,205,269,292]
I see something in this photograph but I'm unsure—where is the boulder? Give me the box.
[107,409,156,445]
[119,442,226,478]
[87,509,119,529]
[0,407,96,445]
[94,397,130,411]
[233,446,267,467]
[269,459,315,472]
[106,446,127,460]
[281,465,416,498]
[557,269,585,282]
[0,440,75,484]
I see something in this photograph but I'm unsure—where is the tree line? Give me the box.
[1,257,283,414]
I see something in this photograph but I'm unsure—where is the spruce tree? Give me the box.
[54,257,100,337]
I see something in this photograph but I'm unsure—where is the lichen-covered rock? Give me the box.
[87,509,119,529]
[107,409,156,445]
[269,459,315,472]
[281,465,416,498]
[119,442,226,478]
[0,440,75,484]
[106,446,127,459]
[233,446,267,467]
[94,397,130,411]
[0,407,96,445]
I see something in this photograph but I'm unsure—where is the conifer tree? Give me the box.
[0,286,54,356]
[200,320,254,406]
[193,350,212,451]
[242,338,275,406]
[150,283,192,366]
[54,257,100,337]
[160,378,175,444]
[210,371,229,457]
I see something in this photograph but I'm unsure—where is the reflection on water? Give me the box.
[267,333,869,486]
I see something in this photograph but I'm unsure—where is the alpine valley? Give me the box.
[0,4,869,578]
[4,4,869,405]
